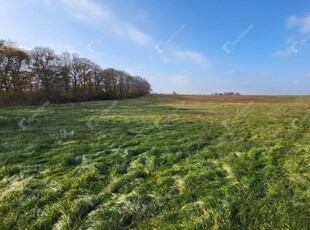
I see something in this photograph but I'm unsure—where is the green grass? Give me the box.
[0,94,309,229]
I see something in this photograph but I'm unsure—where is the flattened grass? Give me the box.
[0,95,309,229]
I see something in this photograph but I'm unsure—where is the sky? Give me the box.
[1,0,310,95]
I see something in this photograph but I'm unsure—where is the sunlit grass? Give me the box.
[0,95,309,229]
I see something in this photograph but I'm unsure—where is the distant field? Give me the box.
[0,94,309,229]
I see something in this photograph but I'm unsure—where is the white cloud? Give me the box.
[224,69,235,75]
[172,50,210,69]
[287,14,310,34]
[59,0,111,22]
[274,48,293,57]
[30,0,50,4]
[275,13,310,58]
[125,24,151,45]
[57,0,152,46]
[169,75,191,85]
[303,72,310,78]
[26,0,153,55]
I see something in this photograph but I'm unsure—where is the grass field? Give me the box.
[0,95,309,229]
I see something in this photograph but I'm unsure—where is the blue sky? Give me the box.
[1,0,310,95]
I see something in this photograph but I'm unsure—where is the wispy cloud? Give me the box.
[275,13,310,57]
[224,69,235,75]
[55,0,153,46]
[274,48,293,57]
[30,0,50,4]
[59,0,111,22]
[172,50,210,69]
[287,13,310,34]
[169,75,191,85]
[303,72,310,78]
[125,24,152,45]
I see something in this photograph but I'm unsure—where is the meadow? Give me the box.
[0,95,309,229]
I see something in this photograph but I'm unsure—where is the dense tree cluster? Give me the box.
[0,40,151,105]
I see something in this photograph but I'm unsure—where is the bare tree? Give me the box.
[30,47,60,97]
[59,52,71,93]
[0,39,151,104]
[0,41,29,92]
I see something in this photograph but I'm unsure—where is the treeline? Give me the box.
[211,92,241,96]
[0,40,151,105]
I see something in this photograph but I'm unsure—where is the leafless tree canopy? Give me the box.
[0,40,151,105]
